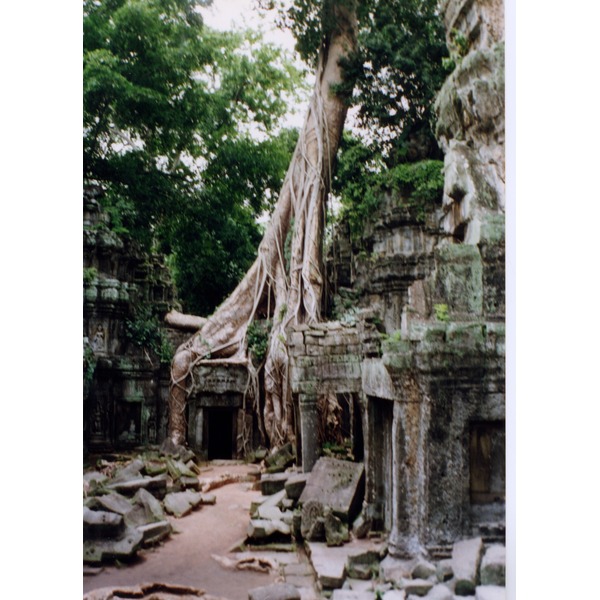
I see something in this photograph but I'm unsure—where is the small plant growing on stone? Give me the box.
[434,303,450,322]
[83,267,98,285]
[246,320,271,365]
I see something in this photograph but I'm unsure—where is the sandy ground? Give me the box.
[83,462,283,600]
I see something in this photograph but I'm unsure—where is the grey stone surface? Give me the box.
[137,520,172,545]
[247,519,291,539]
[307,540,385,590]
[479,545,505,586]
[331,592,376,600]
[382,592,406,600]
[265,443,295,472]
[163,490,202,518]
[95,492,133,516]
[424,584,453,600]
[412,559,437,580]
[248,582,301,600]
[261,473,290,496]
[83,507,124,539]
[474,586,505,600]
[299,457,365,522]
[285,473,309,500]
[380,556,418,584]
[106,473,168,497]
[403,579,434,597]
[83,527,144,564]
[452,538,484,596]
[133,487,166,522]
[325,509,350,547]
[436,559,454,583]
[301,500,325,541]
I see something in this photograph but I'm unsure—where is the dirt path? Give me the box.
[83,462,280,600]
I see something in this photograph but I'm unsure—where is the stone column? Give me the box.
[388,378,430,558]
[299,393,320,472]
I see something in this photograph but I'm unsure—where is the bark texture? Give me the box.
[168,1,357,447]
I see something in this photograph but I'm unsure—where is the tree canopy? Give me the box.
[84,0,303,314]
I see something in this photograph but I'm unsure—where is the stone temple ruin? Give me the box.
[84,0,506,586]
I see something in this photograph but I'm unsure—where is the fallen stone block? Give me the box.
[402,578,434,597]
[382,591,406,600]
[422,584,453,599]
[452,537,484,596]
[83,507,124,539]
[95,492,133,516]
[475,585,505,600]
[299,457,365,522]
[111,459,144,483]
[142,460,167,476]
[306,542,347,589]
[106,473,168,498]
[412,559,437,580]
[180,475,201,490]
[261,473,290,496]
[247,518,291,540]
[265,443,296,473]
[163,490,203,518]
[331,591,376,600]
[137,520,172,546]
[133,487,166,522]
[83,527,143,564]
[480,545,505,586]
[248,582,301,600]
[352,512,371,539]
[84,471,108,485]
[124,505,154,528]
[379,555,417,585]
[346,549,381,580]
[301,500,325,541]
[258,505,286,521]
[285,473,309,501]
[200,493,216,505]
[435,559,453,583]
[325,509,350,547]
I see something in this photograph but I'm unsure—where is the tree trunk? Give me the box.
[168,0,357,447]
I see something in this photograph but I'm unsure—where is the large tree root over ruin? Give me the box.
[167,1,357,449]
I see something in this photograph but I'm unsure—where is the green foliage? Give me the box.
[273,0,451,164]
[434,303,450,322]
[333,134,444,239]
[83,340,97,396]
[84,0,304,314]
[83,267,98,284]
[449,28,469,58]
[125,304,174,364]
[246,320,271,364]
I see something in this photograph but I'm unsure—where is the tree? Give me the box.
[84,0,304,313]
[166,0,451,448]
[167,0,358,446]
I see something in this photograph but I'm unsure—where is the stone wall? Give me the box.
[83,186,183,453]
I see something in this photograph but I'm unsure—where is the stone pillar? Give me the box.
[299,393,320,473]
[388,378,430,558]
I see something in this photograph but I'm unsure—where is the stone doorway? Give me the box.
[369,396,394,531]
[469,420,505,504]
[207,408,236,460]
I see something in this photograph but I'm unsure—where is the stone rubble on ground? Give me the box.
[83,442,211,564]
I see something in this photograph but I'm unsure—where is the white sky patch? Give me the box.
[198,0,311,131]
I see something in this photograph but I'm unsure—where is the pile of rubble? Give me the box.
[244,452,506,600]
[83,442,233,565]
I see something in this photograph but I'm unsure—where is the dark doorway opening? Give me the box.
[207,408,235,460]
[469,420,505,504]
[370,396,393,531]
